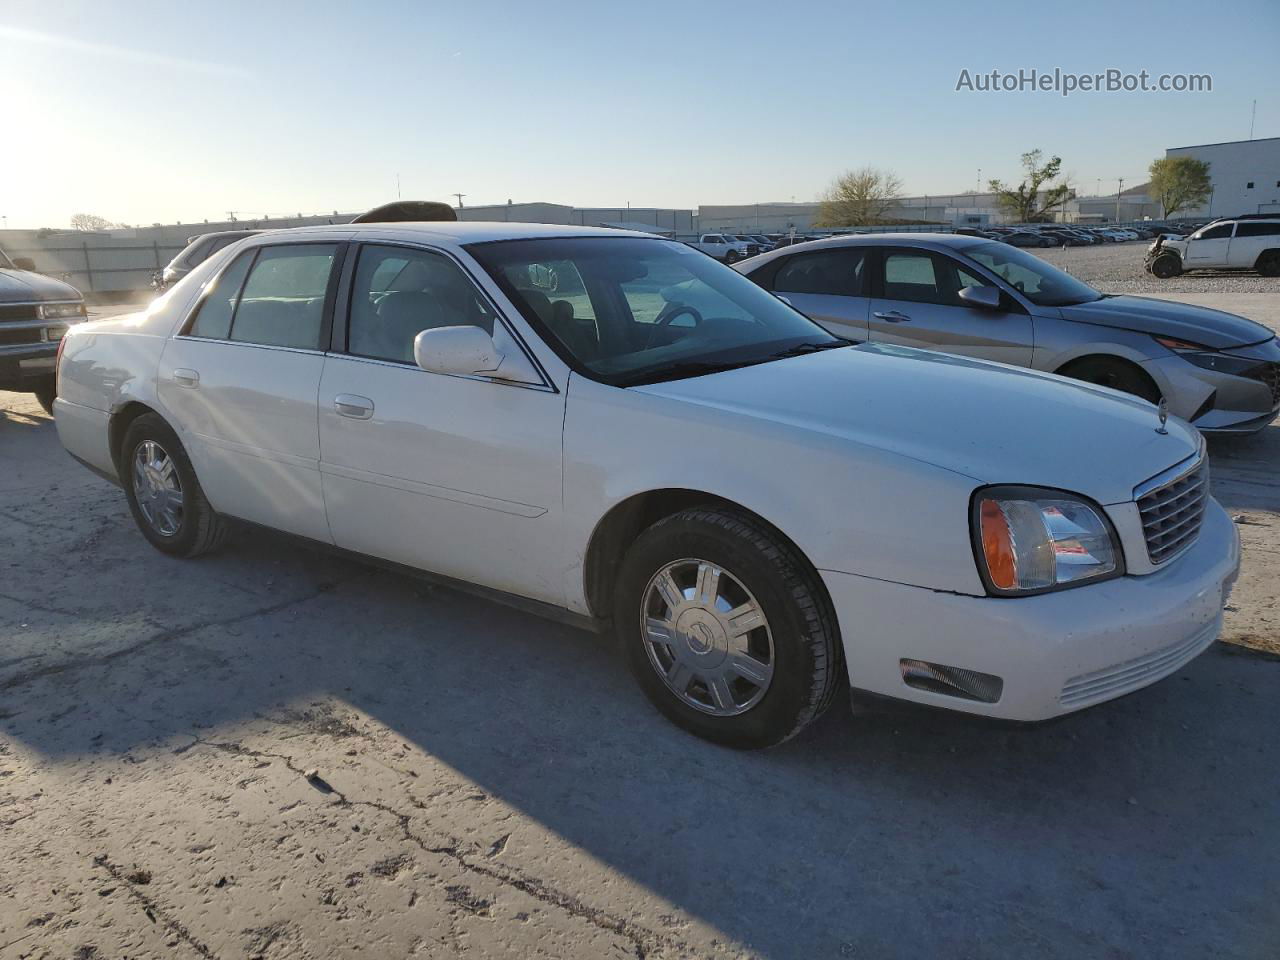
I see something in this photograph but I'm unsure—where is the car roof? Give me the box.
[249,221,668,245]
[748,232,984,252]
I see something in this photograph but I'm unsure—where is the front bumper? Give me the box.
[1142,342,1280,434]
[821,499,1240,721]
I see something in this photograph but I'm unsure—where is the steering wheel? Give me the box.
[646,303,704,348]
[654,303,703,329]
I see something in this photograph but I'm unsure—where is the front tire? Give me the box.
[32,376,55,416]
[1148,252,1182,278]
[724,250,740,265]
[1060,356,1161,404]
[121,413,229,557]
[613,508,842,749]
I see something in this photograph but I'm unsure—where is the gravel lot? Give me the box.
[1040,238,1280,295]
[2,271,1278,959]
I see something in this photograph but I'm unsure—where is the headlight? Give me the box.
[1153,337,1267,376]
[38,302,86,320]
[971,486,1122,596]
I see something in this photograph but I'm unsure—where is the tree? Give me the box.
[813,167,903,227]
[987,150,1071,222]
[69,213,122,231]
[1148,156,1212,220]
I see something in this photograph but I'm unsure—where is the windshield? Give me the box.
[467,236,842,386]
[959,241,1102,307]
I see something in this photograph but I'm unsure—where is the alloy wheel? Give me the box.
[640,558,775,716]
[132,439,184,537]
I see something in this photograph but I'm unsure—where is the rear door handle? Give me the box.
[873,310,912,323]
[172,368,200,387]
[334,394,374,420]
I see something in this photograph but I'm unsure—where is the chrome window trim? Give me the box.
[320,350,557,394]
[171,335,328,358]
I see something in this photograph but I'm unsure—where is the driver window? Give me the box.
[347,245,495,364]
[1196,223,1233,240]
[883,251,998,307]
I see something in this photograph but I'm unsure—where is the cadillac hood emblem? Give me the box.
[1156,397,1169,435]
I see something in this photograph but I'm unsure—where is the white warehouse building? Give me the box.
[1165,136,1280,219]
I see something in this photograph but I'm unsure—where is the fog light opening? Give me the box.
[900,659,1004,703]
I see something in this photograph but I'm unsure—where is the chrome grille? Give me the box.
[1136,457,1208,564]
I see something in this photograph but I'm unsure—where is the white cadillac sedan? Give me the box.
[53,223,1240,748]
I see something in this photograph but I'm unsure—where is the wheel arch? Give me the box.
[1253,247,1280,270]
[108,401,164,476]
[1055,352,1162,401]
[582,487,829,622]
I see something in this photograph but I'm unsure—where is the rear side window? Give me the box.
[1235,222,1280,237]
[774,249,868,297]
[188,251,254,339]
[230,244,338,349]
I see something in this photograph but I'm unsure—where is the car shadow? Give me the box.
[4,508,1278,957]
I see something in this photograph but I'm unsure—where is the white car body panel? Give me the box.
[53,222,1240,724]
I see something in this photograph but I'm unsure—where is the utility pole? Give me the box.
[452,193,465,208]
[976,169,981,194]
[1115,178,1125,223]
[396,173,401,200]
[1250,99,1257,139]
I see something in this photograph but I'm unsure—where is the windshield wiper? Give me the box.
[767,339,852,359]
[617,357,768,387]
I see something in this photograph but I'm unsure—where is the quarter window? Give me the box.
[228,244,338,350]
[347,245,495,364]
[188,250,254,340]
[774,249,868,297]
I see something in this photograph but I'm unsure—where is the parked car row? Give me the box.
[955,224,1171,248]
[50,221,1262,747]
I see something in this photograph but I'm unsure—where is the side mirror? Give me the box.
[958,286,1002,311]
[13,257,36,271]
[413,324,542,385]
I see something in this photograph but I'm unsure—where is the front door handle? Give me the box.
[334,394,374,420]
[172,368,200,388]
[873,310,912,323]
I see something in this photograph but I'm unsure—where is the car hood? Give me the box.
[637,343,1200,505]
[0,268,82,304]
[1060,294,1272,349]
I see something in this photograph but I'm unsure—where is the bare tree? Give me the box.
[69,213,120,232]
[813,167,904,227]
[1148,156,1212,220]
[987,150,1071,223]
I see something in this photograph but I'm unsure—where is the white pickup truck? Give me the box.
[689,234,757,264]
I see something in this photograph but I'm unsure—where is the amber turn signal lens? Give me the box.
[979,499,1017,590]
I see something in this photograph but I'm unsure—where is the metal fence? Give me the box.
[6,240,187,295]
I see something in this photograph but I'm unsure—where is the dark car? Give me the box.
[0,247,87,413]
[158,229,261,290]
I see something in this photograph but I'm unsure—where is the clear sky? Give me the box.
[3,0,1278,229]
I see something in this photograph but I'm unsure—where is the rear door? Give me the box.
[762,246,871,341]
[1184,221,1234,264]
[867,247,1033,366]
[158,240,345,542]
[1229,221,1280,268]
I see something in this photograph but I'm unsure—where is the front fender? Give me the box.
[561,373,986,613]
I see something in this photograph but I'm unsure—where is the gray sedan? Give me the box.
[736,233,1280,434]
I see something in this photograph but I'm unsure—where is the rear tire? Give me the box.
[1256,252,1280,278]
[1148,253,1182,279]
[121,413,229,557]
[32,376,55,416]
[1059,356,1161,404]
[613,507,842,749]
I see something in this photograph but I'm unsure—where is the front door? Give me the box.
[1184,222,1234,264]
[157,241,344,543]
[317,242,566,605]
[867,247,1033,366]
